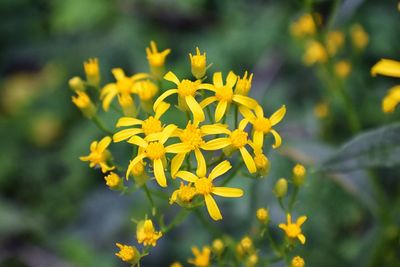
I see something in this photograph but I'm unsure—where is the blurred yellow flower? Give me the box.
[190,47,207,79]
[170,262,183,267]
[235,71,253,96]
[303,41,327,66]
[293,163,306,186]
[71,90,96,119]
[371,59,400,77]
[69,76,85,91]
[314,101,329,118]
[350,24,369,50]
[290,14,316,37]
[136,219,162,247]
[104,172,121,189]
[169,182,197,205]
[146,41,171,79]
[80,136,114,173]
[382,86,400,113]
[334,60,352,78]
[246,253,258,267]
[279,214,307,244]
[239,236,253,252]
[274,178,288,198]
[84,58,100,86]
[291,256,305,267]
[176,160,243,220]
[212,239,224,254]
[132,79,159,112]
[188,246,211,267]
[115,243,136,263]
[326,31,345,56]
[256,208,269,223]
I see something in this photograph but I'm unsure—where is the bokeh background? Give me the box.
[1,0,400,266]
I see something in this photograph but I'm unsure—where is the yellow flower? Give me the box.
[274,178,288,198]
[371,59,400,78]
[136,219,162,247]
[170,262,183,267]
[69,76,85,91]
[188,246,211,267]
[293,164,306,186]
[279,214,307,244]
[234,71,253,96]
[350,24,369,50]
[252,146,270,176]
[169,182,197,205]
[314,101,329,118]
[113,101,170,142]
[71,90,97,119]
[170,121,230,177]
[130,160,149,185]
[290,14,316,38]
[190,47,207,79]
[100,68,148,112]
[239,236,253,252]
[115,243,137,263]
[80,136,115,173]
[153,71,213,122]
[334,60,352,78]
[256,208,269,223]
[326,31,344,56]
[146,41,171,79]
[240,105,286,149]
[202,119,256,174]
[126,124,189,187]
[104,172,121,189]
[291,256,305,267]
[246,253,258,267]
[176,160,243,220]
[84,58,100,86]
[201,72,258,122]
[382,86,400,113]
[303,41,327,66]
[212,239,224,254]
[132,79,159,112]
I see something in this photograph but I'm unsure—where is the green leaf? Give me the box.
[318,123,400,172]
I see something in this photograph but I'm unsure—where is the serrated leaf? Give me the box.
[318,123,400,172]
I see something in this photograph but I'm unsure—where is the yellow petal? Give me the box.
[198,83,215,92]
[212,187,243,197]
[186,95,205,122]
[238,119,249,130]
[215,100,227,122]
[239,106,256,122]
[153,158,167,187]
[232,95,258,109]
[127,136,148,148]
[154,101,170,119]
[278,224,286,230]
[113,128,143,142]
[171,153,186,178]
[116,117,143,127]
[253,131,264,148]
[226,71,237,88]
[160,124,178,144]
[153,89,178,111]
[270,129,282,149]
[165,143,191,154]
[208,160,231,180]
[131,72,149,82]
[201,124,230,135]
[213,72,223,88]
[204,194,222,221]
[239,147,256,174]
[254,105,264,118]
[176,171,198,183]
[101,85,118,111]
[98,136,112,152]
[202,138,231,151]
[287,214,292,224]
[194,148,206,177]
[371,59,400,77]
[296,216,307,226]
[163,71,180,85]
[112,68,126,81]
[270,105,286,126]
[126,153,146,179]
[200,96,217,109]
[297,234,306,244]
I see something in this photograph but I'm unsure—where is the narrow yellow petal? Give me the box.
[208,160,231,180]
[232,95,258,109]
[186,95,205,122]
[153,158,167,187]
[204,194,222,221]
[298,234,306,244]
[296,216,307,226]
[127,136,148,148]
[371,59,400,77]
[98,136,112,152]
[270,105,286,126]
[153,89,178,111]
[198,83,215,92]
[101,85,118,111]
[200,96,217,108]
[165,143,191,154]
[126,154,146,179]
[254,105,264,118]
[116,117,143,127]
[171,153,186,178]
[202,138,231,151]
[278,224,287,230]
[239,147,256,174]
[154,101,170,119]
[160,124,178,144]
[112,68,126,81]
[238,119,249,130]
[226,71,237,88]
[213,72,223,88]
[176,171,198,183]
[215,100,227,122]
[239,106,256,122]
[200,124,230,135]
[253,131,264,148]
[270,129,282,149]
[131,72,149,82]
[163,71,180,85]
[212,187,243,197]
[113,128,143,142]
[194,148,206,177]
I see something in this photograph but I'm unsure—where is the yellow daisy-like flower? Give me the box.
[113,101,170,143]
[115,243,136,263]
[126,124,189,187]
[169,182,197,205]
[146,41,171,79]
[84,58,100,86]
[201,72,258,122]
[80,136,115,173]
[190,47,207,80]
[136,219,162,247]
[234,71,253,96]
[100,68,148,112]
[153,71,213,122]
[176,160,243,221]
[170,120,230,177]
[188,246,211,267]
[279,214,307,244]
[202,119,256,174]
[240,105,286,149]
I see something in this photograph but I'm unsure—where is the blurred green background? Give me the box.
[1,0,399,266]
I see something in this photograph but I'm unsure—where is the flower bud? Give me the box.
[189,47,207,79]
[274,178,288,198]
[212,239,224,254]
[291,256,305,267]
[71,91,96,118]
[246,253,258,267]
[104,172,122,189]
[256,208,269,224]
[84,58,100,86]
[293,164,306,186]
[69,76,85,91]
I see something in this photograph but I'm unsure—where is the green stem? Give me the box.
[143,184,155,214]
[264,227,282,257]
[288,187,299,212]
[194,208,219,236]
[92,116,113,135]
[162,209,190,233]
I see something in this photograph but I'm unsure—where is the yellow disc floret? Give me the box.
[195,178,213,195]
[215,86,233,102]
[180,122,204,150]
[145,142,165,160]
[142,116,163,136]
[253,117,271,133]
[178,79,200,97]
[230,129,248,148]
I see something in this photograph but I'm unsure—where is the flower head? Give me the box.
[188,246,211,267]
[235,71,253,96]
[136,219,162,247]
[314,101,329,118]
[293,164,306,186]
[69,76,85,91]
[71,90,96,118]
[169,182,197,205]
[290,13,316,38]
[190,47,207,79]
[80,136,114,173]
[279,214,307,244]
[84,58,100,86]
[146,41,171,78]
[326,31,345,56]
[335,60,352,78]
[104,172,121,189]
[212,239,224,254]
[256,208,269,223]
[115,243,137,263]
[291,256,305,267]
[303,41,327,66]
[350,24,368,50]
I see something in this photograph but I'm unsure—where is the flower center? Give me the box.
[254,153,268,169]
[145,142,165,160]
[142,116,163,136]
[119,246,135,261]
[148,54,165,67]
[180,123,204,150]
[253,117,271,133]
[178,184,197,202]
[286,224,301,238]
[178,79,199,97]
[215,86,233,102]
[230,129,248,148]
[195,178,212,195]
[117,78,133,94]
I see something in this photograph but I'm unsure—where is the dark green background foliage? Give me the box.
[0,0,399,266]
